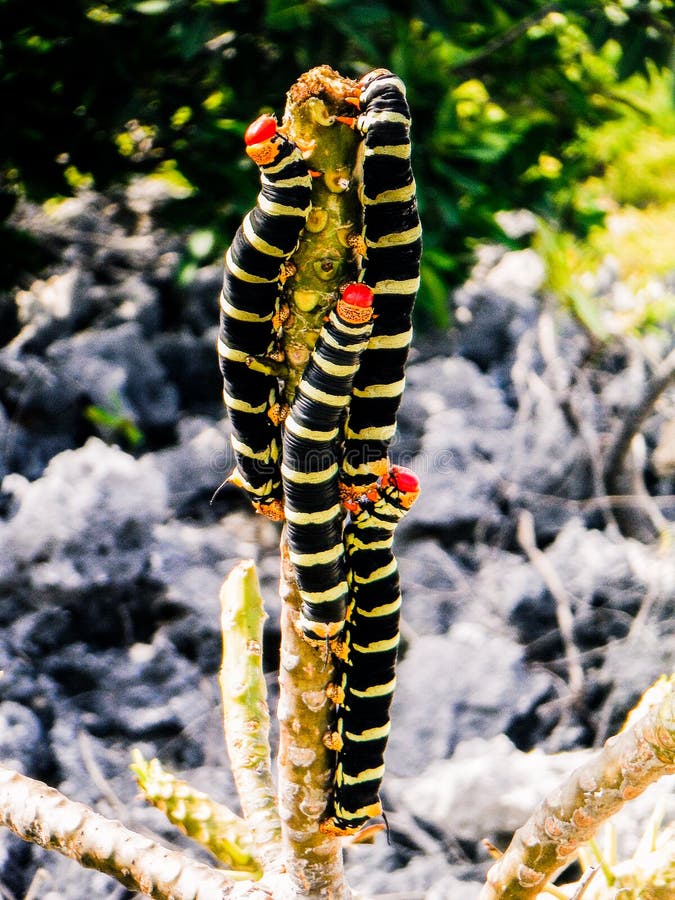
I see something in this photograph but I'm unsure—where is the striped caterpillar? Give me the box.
[217,114,312,521]
[341,69,422,497]
[282,283,375,642]
[321,465,420,835]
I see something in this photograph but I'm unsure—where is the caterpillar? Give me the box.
[282,282,375,642]
[341,69,422,496]
[321,465,420,835]
[217,114,312,520]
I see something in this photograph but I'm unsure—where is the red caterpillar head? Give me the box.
[337,282,374,324]
[380,465,420,509]
[244,114,280,165]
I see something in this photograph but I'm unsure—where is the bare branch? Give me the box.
[0,766,247,899]
[480,678,675,899]
[517,509,585,699]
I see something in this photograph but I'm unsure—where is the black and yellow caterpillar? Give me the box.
[341,69,422,496]
[321,465,420,835]
[282,283,375,642]
[217,114,312,520]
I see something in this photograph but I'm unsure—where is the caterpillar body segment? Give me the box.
[282,284,375,642]
[218,116,312,518]
[321,465,420,835]
[342,70,422,489]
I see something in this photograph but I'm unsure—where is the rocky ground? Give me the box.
[0,186,673,899]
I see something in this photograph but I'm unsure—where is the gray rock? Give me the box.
[47,320,179,435]
[0,437,168,593]
[508,392,593,540]
[398,537,471,635]
[387,626,551,774]
[153,416,234,516]
[0,701,45,774]
[402,358,513,538]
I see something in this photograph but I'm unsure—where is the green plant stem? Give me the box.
[280,65,360,403]
[219,560,282,872]
[131,750,259,875]
[480,679,675,899]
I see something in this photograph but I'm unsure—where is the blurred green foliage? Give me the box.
[1,0,673,324]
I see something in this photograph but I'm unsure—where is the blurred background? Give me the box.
[2,0,674,328]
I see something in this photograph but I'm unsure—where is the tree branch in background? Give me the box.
[603,346,675,541]
[480,677,675,899]
[517,509,585,701]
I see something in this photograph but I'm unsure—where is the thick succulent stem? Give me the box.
[219,560,282,872]
[131,750,260,875]
[280,65,361,403]
[277,537,350,900]
[481,677,675,899]
[0,766,242,899]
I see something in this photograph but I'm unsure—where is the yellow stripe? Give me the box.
[230,434,279,462]
[341,765,385,786]
[225,247,278,285]
[365,224,421,248]
[333,798,382,820]
[280,461,338,483]
[322,330,371,354]
[354,558,397,584]
[313,355,360,379]
[352,633,399,654]
[241,212,286,258]
[350,676,396,698]
[261,172,312,190]
[235,475,278,497]
[285,416,339,442]
[368,328,413,350]
[364,143,410,159]
[216,337,249,363]
[300,379,349,408]
[347,535,392,553]
[285,503,341,525]
[344,722,391,742]
[290,543,343,567]
[345,423,397,441]
[363,181,416,205]
[257,192,308,218]
[374,277,420,295]
[262,153,302,176]
[220,293,275,323]
[301,581,348,604]
[357,597,401,618]
[222,389,267,414]
[352,377,405,399]
[362,109,408,126]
